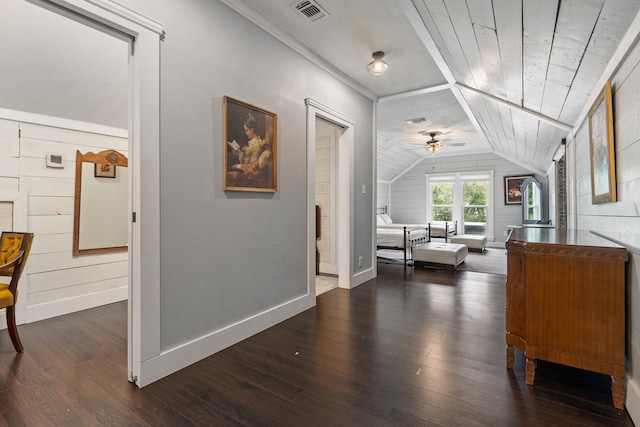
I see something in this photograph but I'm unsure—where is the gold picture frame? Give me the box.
[223,96,277,192]
[94,163,116,178]
[588,81,617,204]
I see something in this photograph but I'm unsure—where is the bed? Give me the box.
[376,226,429,269]
[376,209,457,242]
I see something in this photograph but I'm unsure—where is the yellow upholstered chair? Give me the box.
[0,232,34,352]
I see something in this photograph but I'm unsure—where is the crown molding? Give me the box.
[218,0,377,101]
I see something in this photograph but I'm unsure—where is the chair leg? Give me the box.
[6,306,23,352]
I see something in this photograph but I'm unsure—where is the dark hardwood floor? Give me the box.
[0,264,633,426]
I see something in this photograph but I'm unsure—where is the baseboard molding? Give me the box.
[136,293,315,387]
[349,267,375,289]
[487,241,506,249]
[25,286,128,324]
[319,262,338,275]
[626,377,640,424]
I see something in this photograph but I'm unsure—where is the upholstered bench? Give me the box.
[451,234,487,253]
[412,242,468,271]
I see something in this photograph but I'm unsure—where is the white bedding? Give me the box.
[376,227,427,248]
[427,222,457,238]
[376,214,455,239]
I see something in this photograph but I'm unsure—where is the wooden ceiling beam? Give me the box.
[455,83,573,132]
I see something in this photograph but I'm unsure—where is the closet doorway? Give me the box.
[315,118,339,295]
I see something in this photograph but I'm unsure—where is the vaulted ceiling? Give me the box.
[227,0,640,181]
[3,0,639,184]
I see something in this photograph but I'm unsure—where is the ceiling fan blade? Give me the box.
[445,142,466,146]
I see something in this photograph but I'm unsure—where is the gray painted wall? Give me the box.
[0,0,128,128]
[383,153,543,246]
[121,0,375,350]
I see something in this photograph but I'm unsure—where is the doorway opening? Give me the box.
[315,118,340,295]
[20,0,163,387]
[306,98,355,295]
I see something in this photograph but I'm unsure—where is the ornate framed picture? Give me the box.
[94,163,116,178]
[223,96,277,192]
[504,175,532,205]
[588,81,617,204]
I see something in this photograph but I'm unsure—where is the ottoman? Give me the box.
[412,242,468,270]
[451,234,487,253]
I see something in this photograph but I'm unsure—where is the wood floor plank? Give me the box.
[0,262,631,426]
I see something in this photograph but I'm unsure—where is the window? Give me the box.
[426,172,494,239]
[430,181,454,221]
[463,180,488,235]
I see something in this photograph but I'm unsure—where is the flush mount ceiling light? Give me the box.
[368,51,388,75]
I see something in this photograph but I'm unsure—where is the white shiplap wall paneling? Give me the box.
[0,117,130,326]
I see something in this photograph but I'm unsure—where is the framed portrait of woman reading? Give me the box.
[588,81,616,204]
[223,96,277,192]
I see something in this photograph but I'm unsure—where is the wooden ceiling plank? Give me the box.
[422,0,477,86]
[522,0,558,112]
[445,0,491,91]
[547,0,603,87]
[523,114,541,164]
[493,0,523,106]
[510,109,529,159]
[534,123,560,167]
[540,79,570,119]
[460,91,499,150]
[498,103,517,153]
[475,24,507,98]
[559,0,640,124]
[466,0,495,29]
[412,0,455,74]
[478,95,511,155]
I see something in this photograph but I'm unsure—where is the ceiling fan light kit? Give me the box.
[425,132,442,153]
[368,51,388,75]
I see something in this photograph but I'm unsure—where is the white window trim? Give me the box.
[426,171,495,240]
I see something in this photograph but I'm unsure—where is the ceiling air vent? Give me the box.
[291,0,329,22]
[405,117,428,124]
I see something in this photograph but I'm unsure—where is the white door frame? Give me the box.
[38,0,162,387]
[305,98,355,291]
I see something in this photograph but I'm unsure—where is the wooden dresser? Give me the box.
[506,228,628,409]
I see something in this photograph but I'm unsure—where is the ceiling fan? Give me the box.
[414,132,466,154]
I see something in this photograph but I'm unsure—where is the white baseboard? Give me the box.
[25,286,128,324]
[626,377,640,424]
[136,293,315,387]
[319,262,338,275]
[349,267,375,289]
[488,241,506,249]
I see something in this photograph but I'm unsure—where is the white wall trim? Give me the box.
[84,0,164,36]
[627,377,640,424]
[0,108,127,138]
[306,98,355,291]
[40,0,163,387]
[351,267,375,288]
[25,286,127,324]
[218,0,376,102]
[138,293,314,386]
[305,98,356,126]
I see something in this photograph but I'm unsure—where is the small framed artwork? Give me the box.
[504,175,532,205]
[223,96,277,192]
[588,81,617,204]
[95,163,116,178]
